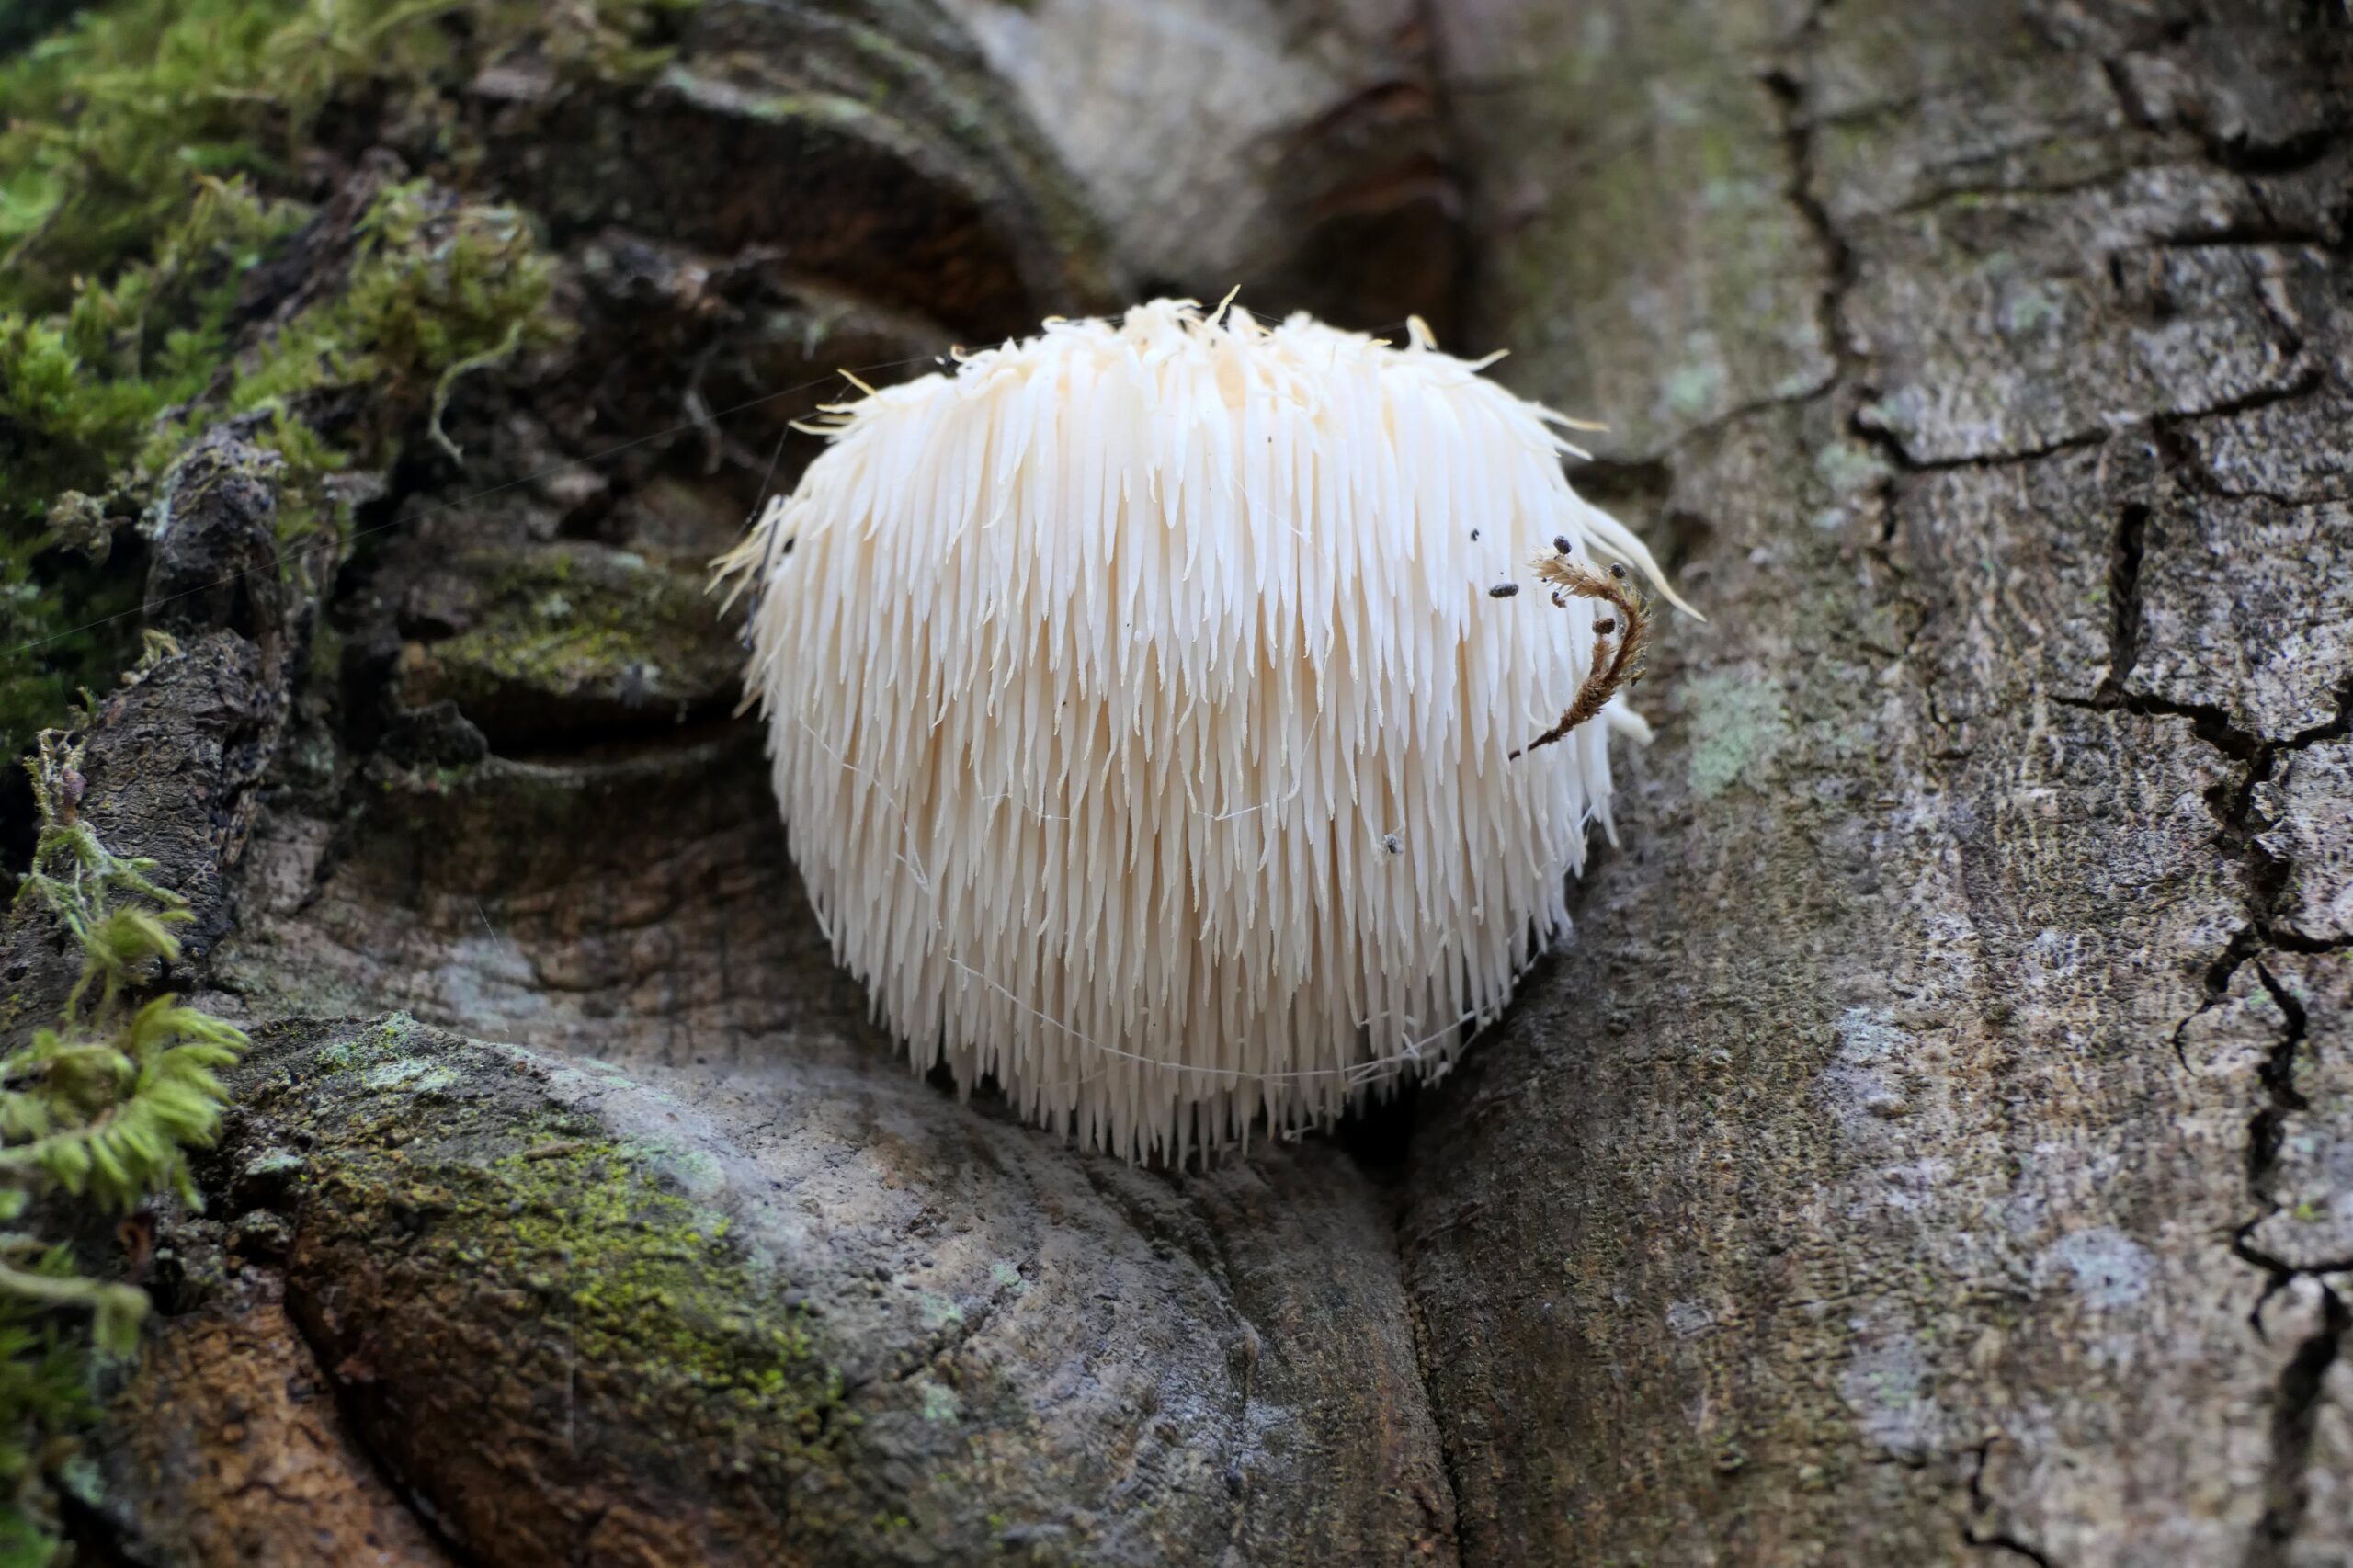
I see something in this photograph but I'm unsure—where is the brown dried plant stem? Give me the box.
[1510,558,1650,760]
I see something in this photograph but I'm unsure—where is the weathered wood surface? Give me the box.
[1405,2,2353,1564]
[37,2,1460,1562]
[17,0,2353,1563]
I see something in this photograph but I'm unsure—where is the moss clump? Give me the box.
[447,1142,831,1420]
[1,170,566,541]
[120,176,567,510]
[0,176,306,759]
[0,2,388,317]
[393,543,741,733]
[0,0,700,318]
[0,733,248,1558]
[199,178,565,470]
[0,177,305,504]
[0,0,698,767]
[237,1015,853,1534]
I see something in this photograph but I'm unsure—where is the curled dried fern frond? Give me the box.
[1510,555,1653,760]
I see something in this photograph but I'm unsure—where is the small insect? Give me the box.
[1488,582,1520,598]
[1510,555,1653,760]
[1553,535,1573,554]
[1382,833,1403,855]
[1470,528,1482,540]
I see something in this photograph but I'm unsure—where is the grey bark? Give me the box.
[55,3,1463,1563]
[25,1,2353,1565]
[1404,3,2353,1565]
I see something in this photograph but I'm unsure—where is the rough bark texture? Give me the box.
[1404,2,2353,1564]
[96,1265,458,1568]
[119,1015,1438,1566]
[14,2,1462,1562]
[9,0,2352,1563]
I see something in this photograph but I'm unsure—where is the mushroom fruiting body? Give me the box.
[719,300,1674,1163]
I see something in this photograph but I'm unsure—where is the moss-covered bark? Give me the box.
[13,0,2352,1563]
[1,1,1474,1562]
[97,1008,1453,1566]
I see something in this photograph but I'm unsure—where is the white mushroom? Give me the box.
[717,298,1680,1163]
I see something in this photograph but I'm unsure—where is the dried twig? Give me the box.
[1510,555,1651,759]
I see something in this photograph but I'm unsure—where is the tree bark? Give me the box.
[9,1,2352,1564]
[1405,3,2353,1564]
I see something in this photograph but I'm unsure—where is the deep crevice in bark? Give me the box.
[2101,502,2150,699]
[1963,1439,2057,1567]
[2247,961,2313,1186]
[1404,1282,1477,1568]
[2247,1283,2348,1568]
[282,1294,491,1568]
[2048,689,2264,761]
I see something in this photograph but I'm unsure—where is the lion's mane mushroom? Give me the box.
[717,298,1681,1163]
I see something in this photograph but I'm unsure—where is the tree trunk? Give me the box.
[1406,3,2353,1564]
[6,1,2351,1564]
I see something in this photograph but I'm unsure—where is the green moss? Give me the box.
[0,175,308,764]
[1,733,249,1554]
[0,0,697,766]
[0,0,700,318]
[138,176,566,480]
[0,2,377,316]
[396,543,737,722]
[247,1017,850,1483]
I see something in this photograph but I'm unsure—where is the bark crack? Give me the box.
[1792,8,2353,1560]
[2246,1283,2348,1568]
[2145,462,2353,1568]
[1404,1276,1475,1568]
[2246,961,2312,1201]
[274,1267,487,1568]
[2098,503,2149,700]
[2046,690,2263,761]
[1962,1438,2057,1567]
[2207,954,2353,1568]
[1761,51,1855,380]
[1760,16,1921,563]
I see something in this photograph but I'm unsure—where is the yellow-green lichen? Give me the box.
[258,1020,850,1469]
[394,545,739,726]
[1681,673,1792,801]
[457,1143,822,1406]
